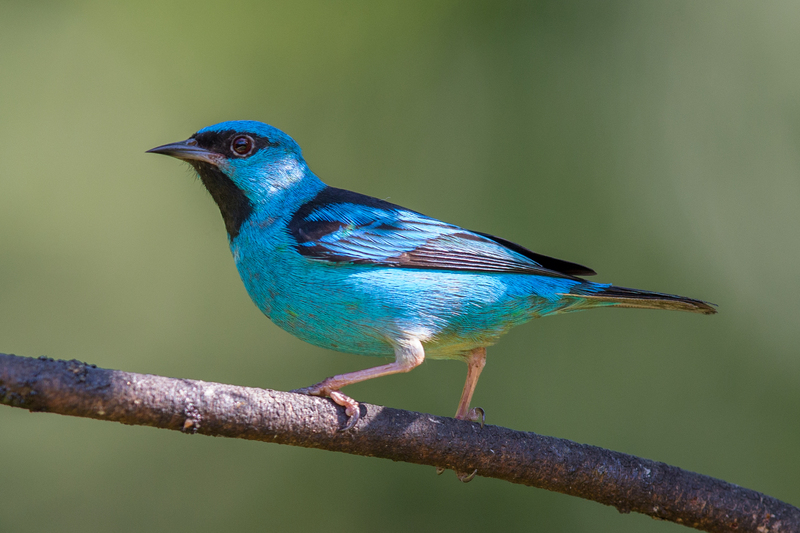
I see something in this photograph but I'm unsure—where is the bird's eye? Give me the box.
[231,135,255,156]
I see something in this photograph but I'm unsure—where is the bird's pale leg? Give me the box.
[437,347,487,482]
[455,347,487,425]
[293,338,425,431]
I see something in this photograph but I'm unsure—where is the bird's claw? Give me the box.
[436,466,477,482]
[457,469,478,483]
[328,390,360,431]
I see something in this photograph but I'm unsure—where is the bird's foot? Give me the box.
[436,466,478,483]
[328,391,361,431]
[464,407,485,429]
[292,380,360,431]
[436,406,485,482]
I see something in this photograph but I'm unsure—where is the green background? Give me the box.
[1,2,798,532]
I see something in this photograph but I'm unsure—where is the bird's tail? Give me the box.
[563,284,717,315]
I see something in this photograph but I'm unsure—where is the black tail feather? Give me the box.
[572,285,717,315]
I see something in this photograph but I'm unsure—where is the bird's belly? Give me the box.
[237,257,580,359]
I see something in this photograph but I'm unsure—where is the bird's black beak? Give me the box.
[147,139,219,164]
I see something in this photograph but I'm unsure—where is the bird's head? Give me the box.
[148,120,313,240]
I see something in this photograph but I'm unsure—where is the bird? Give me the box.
[148,120,716,444]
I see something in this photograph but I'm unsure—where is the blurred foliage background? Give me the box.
[1,1,799,532]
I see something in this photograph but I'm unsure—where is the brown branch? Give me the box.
[1,353,797,533]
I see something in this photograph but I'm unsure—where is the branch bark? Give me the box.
[1,353,797,533]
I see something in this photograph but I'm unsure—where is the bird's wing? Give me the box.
[287,187,595,278]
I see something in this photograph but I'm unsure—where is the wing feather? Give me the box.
[287,187,594,279]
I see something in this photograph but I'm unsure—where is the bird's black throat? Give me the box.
[190,161,253,241]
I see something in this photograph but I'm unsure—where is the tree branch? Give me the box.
[1,353,797,532]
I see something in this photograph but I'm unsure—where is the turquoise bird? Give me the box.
[148,120,716,440]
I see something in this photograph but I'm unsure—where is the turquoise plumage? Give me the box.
[148,121,716,456]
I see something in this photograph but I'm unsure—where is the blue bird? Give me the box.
[148,120,716,439]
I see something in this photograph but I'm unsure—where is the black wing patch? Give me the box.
[287,186,594,279]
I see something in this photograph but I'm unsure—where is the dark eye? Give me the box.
[231,135,255,156]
